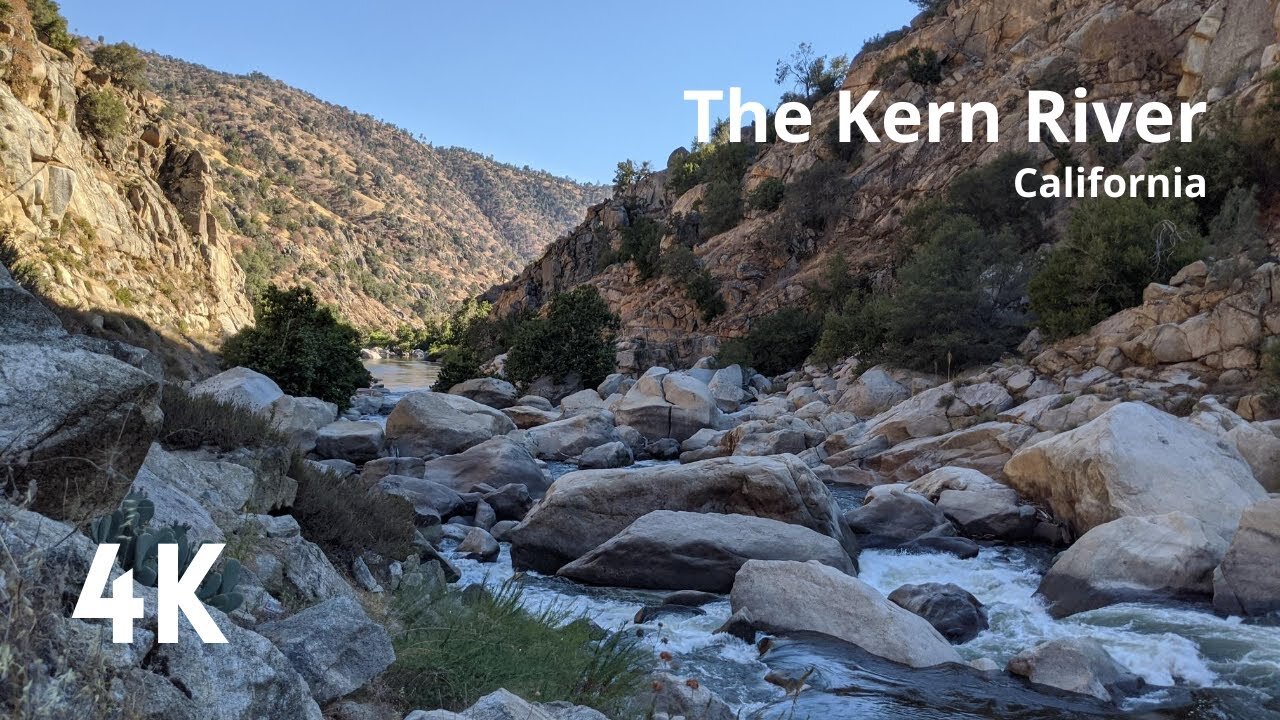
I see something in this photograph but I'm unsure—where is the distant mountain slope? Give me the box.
[145,55,607,328]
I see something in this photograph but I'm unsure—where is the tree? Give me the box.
[222,284,371,409]
[506,286,620,388]
[775,42,850,105]
[27,0,77,55]
[77,89,129,140]
[717,308,822,376]
[92,42,148,90]
[613,159,652,197]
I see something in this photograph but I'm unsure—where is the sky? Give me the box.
[57,1,919,184]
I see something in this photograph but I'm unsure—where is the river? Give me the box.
[371,374,1280,719]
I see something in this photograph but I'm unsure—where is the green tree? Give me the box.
[775,42,850,105]
[1029,197,1202,339]
[92,42,148,90]
[77,89,129,140]
[717,308,821,376]
[506,286,620,388]
[27,0,77,55]
[748,177,785,212]
[612,159,652,196]
[222,284,371,409]
[663,246,725,321]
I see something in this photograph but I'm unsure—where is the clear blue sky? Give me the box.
[58,1,918,183]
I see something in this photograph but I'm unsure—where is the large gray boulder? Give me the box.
[502,404,561,429]
[836,365,909,416]
[844,488,955,549]
[887,582,988,644]
[1038,513,1228,618]
[449,377,519,409]
[267,395,338,453]
[386,391,516,457]
[257,596,395,703]
[558,510,855,592]
[648,672,736,720]
[707,364,747,412]
[378,475,465,519]
[523,409,620,460]
[1213,498,1280,617]
[509,455,854,574]
[559,389,607,417]
[1004,403,1266,539]
[422,436,546,493]
[730,560,962,668]
[576,440,633,469]
[1007,638,1139,702]
[614,367,720,442]
[314,420,385,463]
[190,366,284,413]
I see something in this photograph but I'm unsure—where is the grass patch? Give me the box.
[158,383,283,451]
[289,455,416,562]
[387,578,653,715]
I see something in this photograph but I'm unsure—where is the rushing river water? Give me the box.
[372,379,1280,719]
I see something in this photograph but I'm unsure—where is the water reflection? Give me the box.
[363,358,440,393]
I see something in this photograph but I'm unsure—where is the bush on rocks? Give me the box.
[158,383,283,451]
[506,286,620,390]
[290,455,417,562]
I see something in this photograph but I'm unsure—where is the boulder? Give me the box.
[597,373,630,398]
[837,366,910,416]
[257,596,395,704]
[1224,423,1280,492]
[190,366,284,412]
[614,368,720,442]
[937,485,1038,541]
[649,673,736,720]
[314,420,385,463]
[517,395,554,411]
[523,409,620,460]
[559,389,607,417]
[887,583,989,644]
[1007,638,1139,702]
[502,404,561,429]
[558,511,855,592]
[360,456,426,484]
[268,395,339,453]
[483,483,533,521]
[1213,498,1280,617]
[457,526,500,562]
[1038,513,1228,618]
[386,391,516,457]
[527,374,584,405]
[730,560,962,668]
[422,436,546,493]
[708,364,747,412]
[844,488,955,549]
[510,455,854,574]
[378,475,465,519]
[448,377,519,409]
[577,440,633,469]
[1004,403,1266,538]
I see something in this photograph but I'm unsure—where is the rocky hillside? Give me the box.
[487,0,1280,371]
[0,4,604,376]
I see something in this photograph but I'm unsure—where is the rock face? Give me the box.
[1213,499,1280,617]
[1007,638,1138,703]
[0,266,163,521]
[422,436,547,493]
[509,455,854,574]
[386,391,516,457]
[256,596,395,704]
[614,368,720,442]
[1037,513,1228,618]
[730,560,962,668]
[449,377,519,409]
[1004,403,1266,538]
[558,511,856,592]
[887,582,989,644]
[190,367,284,412]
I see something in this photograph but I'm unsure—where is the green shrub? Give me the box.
[614,216,663,279]
[716,308,821,376]
[876,47,945,86]
[700,178,743,237]
[912,0,950,18]
[774,42,850,105]
[289,455,416,562]
[860,27,909,57]
[1204,185,1266,285]
[663,246,725,321]
[222,284,371,409]
[748,177,785,212]
[27,0,77,55]
[158,383,284,451]
[91,42,148,90]
[77,89,129,140]
[506,285,620,389]
[1029,197,1202,339]
[432,345,482,392]
[943,152,1052,244]
[388,579,652,715]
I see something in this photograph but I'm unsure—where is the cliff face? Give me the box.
[0,6,604,376]
[488,0,1280,371]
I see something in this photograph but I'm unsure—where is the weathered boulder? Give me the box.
[1213,499,1280,617]
[378,475,465,519]
[360,456,426,484]
[559,389,607,417]
[448,377,519,409]
[1038,513,1228,618]
[649,673,737,720]
[422,436,546,493]
[936,480,1039,541]
[577,440,633,469]
[1224,423,1280,492]
[1004,403,1266,538]
[708,364,748,412]
[386,391,516,457]
[190,366,284,412]
[523,409,620,460]
[558,511,855,592]
[457,526,500,562]
[501,404,561,429]
[836,365,909,417]
[844,488,955,549]
[887,582,989,644]
[268,395,339,453]
[257,596,395,704]
[1007,638,1139,703]
[314,420,385,463]
[483,483,533,521]
[730,560,962,668]
[509,455,853,574]
[614,368,720,442]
